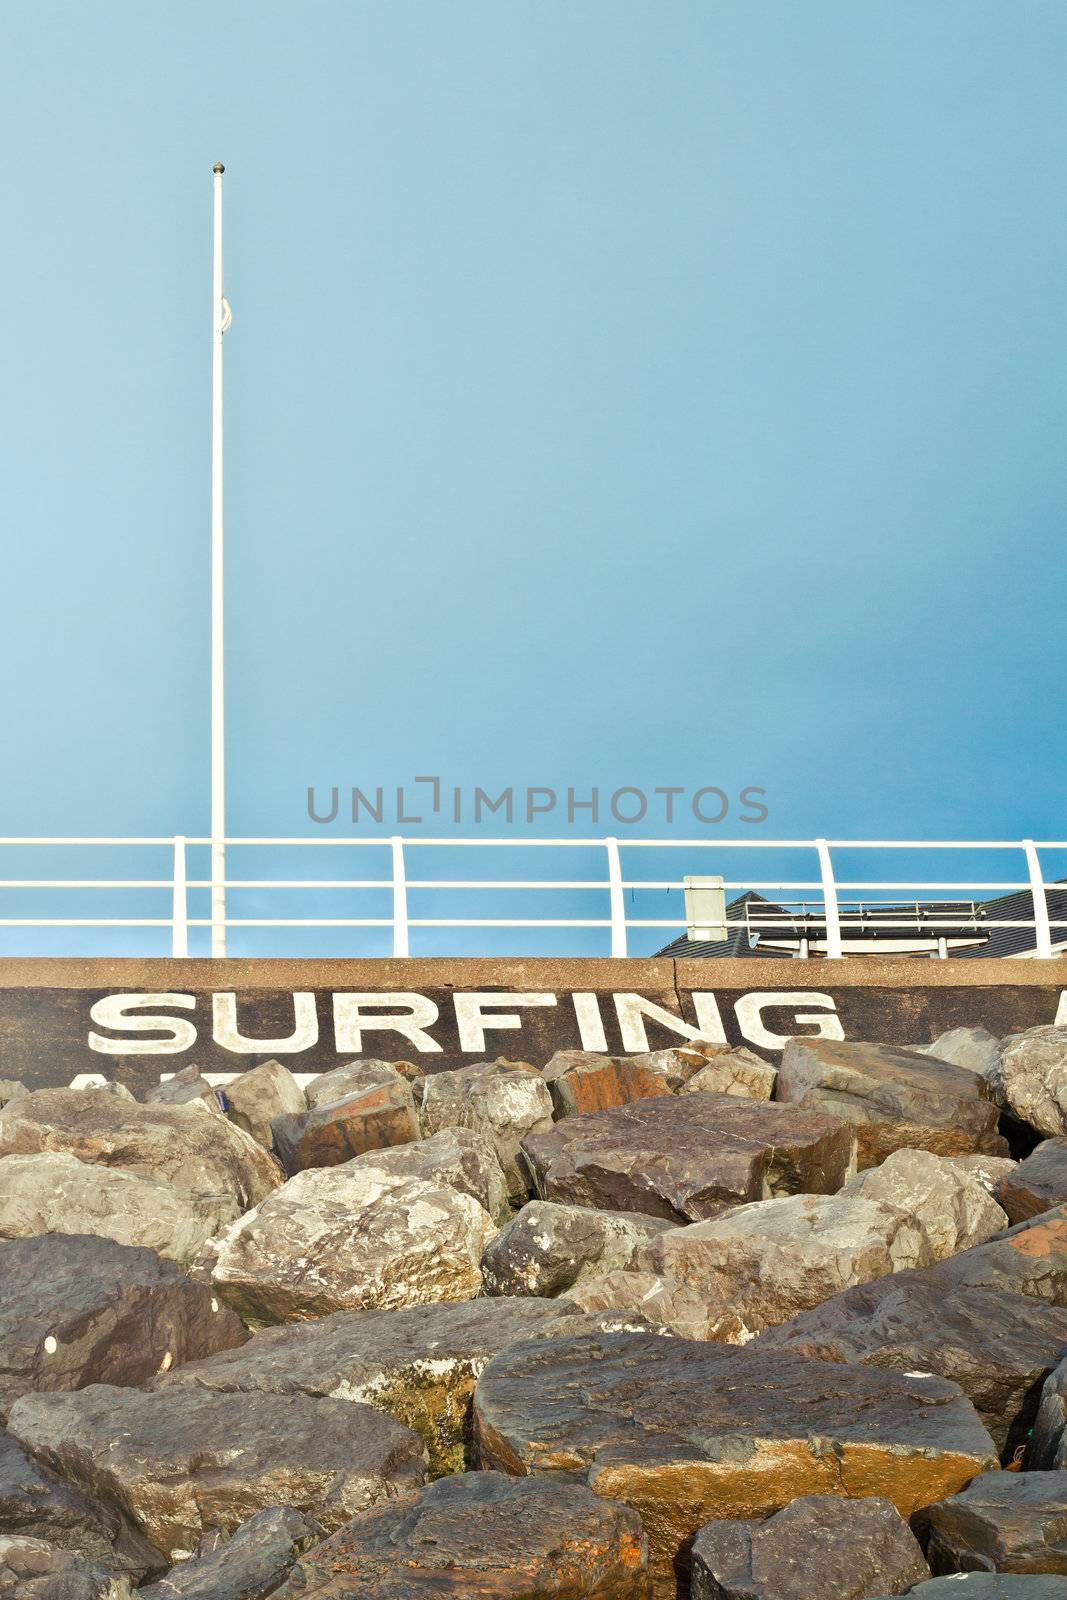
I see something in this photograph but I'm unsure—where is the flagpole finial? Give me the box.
[213,162,225,174]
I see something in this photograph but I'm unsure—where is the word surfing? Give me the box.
[307,779,769,827]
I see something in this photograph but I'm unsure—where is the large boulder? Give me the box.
[0,1089,282,1229]
[482,1203,671,1298]
[6,1384,427,1564]
[224,1060,306,1150]
[754,1270,1067,1453]
[137,1507,322,1600]
[420,1061,554,1201]
[1030,1354,1067,1468]
[944,1154,1019,1197]
[922,1027,1001,1078]
[540,1052,672,1117]
[0,1153,221,1267]
[0,1234,247,1419]
[203,1161,496,1326]
[679,1048,777,1101]
[690,1495,929,1600]
[921,1471,1067,1576]
[521,1092,855,1224]
[272,1079,420,1174]
[346,1126,511,1225]
[0,1428,163,1581]
[153,1296,650,1477]
[304,1060,409,1110]
[841,1149,1009,1261]
[926,1205,1067,1304]
[0,1536,135,1598]
[987,1029,1067,1137]
[776,1038,1005,1168]
[473,1332,997,1598]
[269,1472,651,1599]
[997,1140,1067,1225]
[640,1193,927,1343]
[563,1269,722,1341]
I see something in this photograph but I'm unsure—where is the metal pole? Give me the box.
[211,164,228,956]
[815,838,843,958]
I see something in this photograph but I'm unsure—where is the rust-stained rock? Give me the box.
[921,1471,1067,1576]
[224,1059,306,1150]
[304,1060,406,1111]
[776,1038,1006,1168]
[842,1149,1009,1262]
[0,1152,221,1266]
[0,1234,247,1420]
[0,1535,136,1598]
[755,1270,1067,1454]
[541,1052,672,1117]
[6,1384,427,1565]
[521,1092,855,1223]
[690,1494,929,1600]
[482,1202,671,1298]
[997,1140,1067,1225]
[202,1161,496,1326]
[472,1331,997,1598]
[0,1088,282,1229]
[926,1205,1067,1305]
[270,1471,651,1599]
[640,1193,927,1342]
[420,1061,554,1202]
[987,1028,1067,1138]
[272,1078,420,1174]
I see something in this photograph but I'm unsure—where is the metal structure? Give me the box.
[0,838,1063,960]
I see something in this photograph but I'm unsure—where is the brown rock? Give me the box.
[224,1059,306,1150]
[541,1052,672,1117]
[420,1061,554,1202]
[563,1269,730,1341]
[926,1205,1067,1305]
[0,1535,136,1598]
[143,1066,221,1111]
[521,1092,855,1223]
[270,1472,651,1599]
[921,1471,1067,1576]
[997,1140,1067,1225]
[776,1038,1006,1168]
[679,1048,777,1102]
[272,1078,420,1174]
[6,1384,427,1565]
[304,1060,405,1110]
[472,1332,997,1598]
[482,1202,671,1298]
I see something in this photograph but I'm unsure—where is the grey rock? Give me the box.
[691,1494,929,1600]
[926,1204,1067,1304]
[1030,1354,1067,1468]
[0,1233,247,1419]
[679,1048,777,1102]
[882,1580,1067,1598]
[420,1061,554,1201]
[481,1202,671,1298]
[345,1126,510,1225]
[203,1161,496,1326]
[842,1148,1008,1262]
[224,1060,306,1151]
[776,1037,1006,1168]
[997,1140,1067,1225]
[304,1061,402,1111]
[922,1027,1002,1078]
[922,1471,1067,1576]
[945,1154,1019,1197]
[137,1506,322,1600]
[0,1088,283,1230]
[143,1067,222,1111]
[0,1086,26,1112]
[521,1092,856,1224]
[563,1269,730,1341]
[0,1153,221,1267]
[6,1384,427,1565]
[987,1029,1067,1138]
[0,1536,135,1598]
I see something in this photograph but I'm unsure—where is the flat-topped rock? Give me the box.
[842,1148,1008,1262]
[137,1506,322,1600]
[755,1270,1067,1453]
[927,1205,1067,1304]
[0,1428,163,1581]
[997,1140,1067,1224]
[0,1535,135,1598]
[202,1161,496,1327]
[691,1494,929,1600]
[0,1234,246,1419]
[269,1471,651,1599]
[521,1092,855,1223]
[922,1471,1067,1576]
[224,1059,306,1150]
[987,1028,1067,1138]
[153,1295,649,1476]
[7,1384,427,1565]
[641,1192,926,1342]
[0,1088,282,1229]
[0,1152,221,1266]
[272,1078,420,1174]
[482,1203,671,1298]
[776,1038,1006,1168]
[420,1061,554,1202]
[473,1331,997,1597]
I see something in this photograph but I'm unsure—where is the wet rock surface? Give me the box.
[482,1203,671,1298]
[137,1506,322,1600]
[270,1471,652,1599]
[921,1471,1067,1576]
[776,1038,1006,1167]
[521,1092,856,1223]
[420,1061,554,1202]
[6,1384,427,1564]
[690,1494,929,1600]
[472,1331,997,1596]
[0,1233,247,1419]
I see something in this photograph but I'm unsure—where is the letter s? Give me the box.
[739,786,769,825]
[88,993,197,1055]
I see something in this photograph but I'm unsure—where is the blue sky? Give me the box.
[1,3,1064,954]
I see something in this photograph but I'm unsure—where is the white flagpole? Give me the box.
[210,163,229,956]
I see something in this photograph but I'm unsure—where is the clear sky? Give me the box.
[1,2,1064,954]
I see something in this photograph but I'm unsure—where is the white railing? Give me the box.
[0,836,1063,959]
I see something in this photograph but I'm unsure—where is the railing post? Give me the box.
[816,838,843,959]
[1023,840,1053,959]
[171,836,189,958]
[605,837,627,957]
[391,836,409,958]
